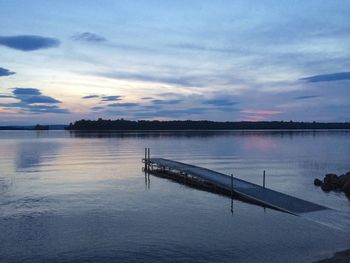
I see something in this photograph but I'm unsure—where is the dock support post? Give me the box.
[263,170,266,188]
[144,148,147,171]
[147,148,150,170]
[231,173,234,214]
[231,173,234,199]
[231,198,234,215]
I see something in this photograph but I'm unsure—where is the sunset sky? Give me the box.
[0,0,349,125]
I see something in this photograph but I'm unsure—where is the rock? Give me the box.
[316,171,350,198]
[346,194,350,201]
[342,180,350,195]
[338,172,350,188]
[321,183,333,192]
[324,173,340,188]
[314,178,323,186]
[324,173,338,183]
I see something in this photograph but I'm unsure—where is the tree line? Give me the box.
[65,118,350,130]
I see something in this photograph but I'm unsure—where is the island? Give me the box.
[65,119,350,131]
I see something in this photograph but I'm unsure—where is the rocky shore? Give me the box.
[314,171,350,198]
[313,172,350,262]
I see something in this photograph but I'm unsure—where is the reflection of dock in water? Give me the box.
[142,149,350,231]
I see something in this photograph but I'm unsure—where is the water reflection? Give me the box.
[68,130,350,139]
[242,134,276,151]
[15,141,60,171]
[0,178,9,193]
[144,168,150,190]
[69,130,240,139]
[231,198,234,214]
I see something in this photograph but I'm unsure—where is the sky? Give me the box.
[0,0,350,125]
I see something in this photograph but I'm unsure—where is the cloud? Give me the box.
[294,95,319,100]
[100,71,201,87]
[108,102,139,107]
[168,43,236,54]
[13,88,41,95]
[71,32,106,42]
[82,95,122,101]
[101,95,122,101]
[91,106,104,110]
[141,105,162,110]
[240,115,267,122]
[141,97,153,100]
[22,104,69,114]
[0,94,12,98]
[301,72,350,83]
[12,88,61,104]
[215,106,241,112]
[202,98,237,106]
[151,99,182,105]
[82,95,100,99]
[0,67,15,77]
[157,92,181,97]
[21,95,61,104]
[0,101,69,114]
[0,35,60,51]
[97,69,245,89]
[241,109,282,115]
[135,107,208,118]
[0,88,68,114]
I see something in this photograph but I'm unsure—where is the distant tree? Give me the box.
[34,124,49,130]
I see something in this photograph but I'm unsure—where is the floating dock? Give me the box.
[145,157,327,215]
[142,151,350,231]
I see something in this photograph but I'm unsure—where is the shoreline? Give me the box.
[315,248,350,263]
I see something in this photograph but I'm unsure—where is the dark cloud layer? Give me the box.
[20,95,61,104]
[0,67,15,77]
[23,104,69,114]
[12,88,61,104]
[202,98,237,106]
[108,102,139,107]
[82,95,100,99]
[151,99,182,105]
[91,106,104,110]
[301,72,350,83]
[0,88,68,114]
[13,88,41,96]
[82,95,122,101]
[294,95,319,100]
[0,35,60,51]
[72,32,106,42]
[101,95,122,101]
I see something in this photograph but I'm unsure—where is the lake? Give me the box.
[0,130,350,262]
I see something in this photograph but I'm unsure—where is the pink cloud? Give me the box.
[241,109,282,115]
[239,115,267,121]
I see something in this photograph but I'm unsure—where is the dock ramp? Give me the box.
[145,158,350,231]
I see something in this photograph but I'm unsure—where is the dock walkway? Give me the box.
[147,158,327,215]
[144,157,350,230]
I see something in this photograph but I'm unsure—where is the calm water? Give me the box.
[1,130,350,263]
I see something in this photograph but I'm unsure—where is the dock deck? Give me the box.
[147,158,327,215]
[143,157,350,230]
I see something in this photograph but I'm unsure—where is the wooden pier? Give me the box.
[142,150,350,230]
